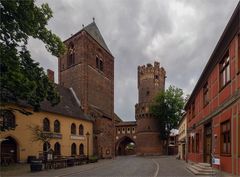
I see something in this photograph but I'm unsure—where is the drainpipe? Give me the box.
[236,104,239,176]
[231,110,234,175]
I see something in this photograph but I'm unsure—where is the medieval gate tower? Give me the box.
[135,61,166,155]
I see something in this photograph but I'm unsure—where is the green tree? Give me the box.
[150,85,185,154]
[0,0,65,131]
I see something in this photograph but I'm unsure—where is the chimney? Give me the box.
[47,69,54,83]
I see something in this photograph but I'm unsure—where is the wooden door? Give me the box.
[204,123,212,164]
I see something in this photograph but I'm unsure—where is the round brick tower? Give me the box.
[135,61,166,155]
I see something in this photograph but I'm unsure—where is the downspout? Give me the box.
[236,104,239,176]
[231,110,234,175]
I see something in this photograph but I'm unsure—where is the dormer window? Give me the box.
[67,43,75,67]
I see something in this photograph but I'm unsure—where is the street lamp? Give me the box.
[86,132,90,159]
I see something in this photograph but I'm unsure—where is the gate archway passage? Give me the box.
[115,121,137,156]
[116,136,136,156]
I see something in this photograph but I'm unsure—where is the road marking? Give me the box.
[152,159,159,177]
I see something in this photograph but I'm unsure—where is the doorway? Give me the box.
[204,123,212,164]
[1,137,18,163]
[182,144,185,160]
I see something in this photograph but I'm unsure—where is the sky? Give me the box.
[29,0,239,121]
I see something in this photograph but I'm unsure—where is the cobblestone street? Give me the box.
[13,156,195,177]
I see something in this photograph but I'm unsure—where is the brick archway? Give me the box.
[115,136,136,156]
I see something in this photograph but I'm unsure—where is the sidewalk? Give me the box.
[0,159,113,177]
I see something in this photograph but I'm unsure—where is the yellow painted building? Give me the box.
[178,113,187,160]
[0,85,93,162]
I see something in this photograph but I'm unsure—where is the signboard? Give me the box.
[41,132,62,139]
[212,158,220,165]
[70,135,85,140]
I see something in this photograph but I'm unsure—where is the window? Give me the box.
[122,128,125,133]
[96,56,103,71]
[220,52,230,88]
[71,123,76,135]
[54,120,60,133]
[67,43,75,67]
[196,133,199,153]
[155,75,159,80]
[96,57,99,68]
[188,107,192,122]
[43,142,51,152]
[79,124,84,135]
[71,143,77,156]
[203,82,209,106]
[146,91,150,96]
[54,142,61,155]
[43,118,50,132]
[100,59,103,71]
[0,110,16,130]
[117,128,120,134]
[192,136,195,153]
[238,34,240,73]
[79,144,84,155]
[192,102,195,118]
[221,120,231,155]
[132,127,135,133]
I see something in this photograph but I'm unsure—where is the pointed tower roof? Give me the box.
[64,21,113,56]
[83,21,112,55]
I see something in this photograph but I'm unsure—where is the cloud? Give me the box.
[29,0,239,121]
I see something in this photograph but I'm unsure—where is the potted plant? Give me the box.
[88,155,98,163]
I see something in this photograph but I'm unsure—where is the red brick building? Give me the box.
[185,3,240,175]
[58,21,115,158]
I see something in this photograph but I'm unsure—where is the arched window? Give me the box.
[96,56,103,71]
[71,143,77,156]
[71,123,76,134]
[43,118,50,132]
[67,43,75,67]
[96,56,99,68]
[79,124,84,135]
[0,110,16,130]
[54,142,61,155]
[54,120,60,133]
[99,59,103,71]
[79,143,84,155]
[43,142,51,152]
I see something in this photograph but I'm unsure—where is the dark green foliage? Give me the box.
[151,85,185,140]
[0,0,66,131]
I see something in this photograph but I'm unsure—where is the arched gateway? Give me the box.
[115,121,137,156]
[1,136,19,163]
[116,136,136,156]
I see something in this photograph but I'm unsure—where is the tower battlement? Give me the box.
[138,61,166,76]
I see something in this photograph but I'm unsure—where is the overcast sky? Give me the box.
[29,0,239,121]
